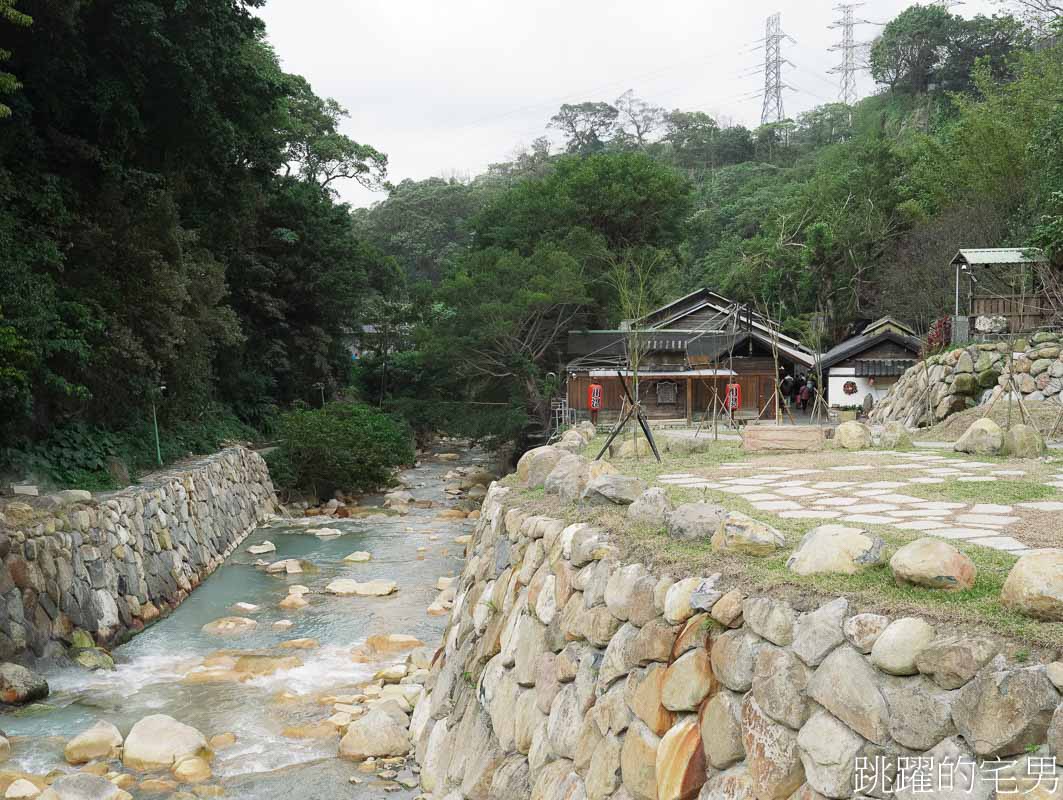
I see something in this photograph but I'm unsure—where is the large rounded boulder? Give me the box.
[954,418,1003,455]
[122,714,210,770]
[1001,551,1063,621]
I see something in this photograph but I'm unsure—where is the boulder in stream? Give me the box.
[0,663,48,705]
[200,616,258,636]
[338,707,411,761]
[38,773,131,800]
[64,720,124,764]
[326,579,397,597]
[122,713,209,770]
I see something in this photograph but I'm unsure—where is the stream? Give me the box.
[0,445,484,799]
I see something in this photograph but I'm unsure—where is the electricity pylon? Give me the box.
[828,3,864,107]
[760,13,793,125]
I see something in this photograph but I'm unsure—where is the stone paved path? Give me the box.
[656,450,1063,555]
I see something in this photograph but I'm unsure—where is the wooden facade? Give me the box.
[564,290,815,424]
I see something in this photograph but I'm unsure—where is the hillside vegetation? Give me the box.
[1,1,1062,482]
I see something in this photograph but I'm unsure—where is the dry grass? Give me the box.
[501,435,1063,653]
[915,398,1063,442]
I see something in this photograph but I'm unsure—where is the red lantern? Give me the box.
[725,382,742,411]
[588,383,604,424]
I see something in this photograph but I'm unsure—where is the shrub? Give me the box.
[272,402,414,499]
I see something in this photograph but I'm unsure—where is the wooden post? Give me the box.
[685,377,693,425]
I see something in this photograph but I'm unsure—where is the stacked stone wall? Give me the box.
[870,332,1063,428]
[411,484,1063,800]
[0,447,276,661]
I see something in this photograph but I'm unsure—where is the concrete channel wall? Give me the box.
[0,447,276,661]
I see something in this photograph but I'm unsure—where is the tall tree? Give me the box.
[870,5,959,92]
[614,90,665,148]
[0,0,30,118]
[549,102,618,154]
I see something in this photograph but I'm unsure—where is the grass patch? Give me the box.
[903,479,1060,505]
[506,442,1063,651]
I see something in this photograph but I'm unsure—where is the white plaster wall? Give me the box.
[827,367,897,407]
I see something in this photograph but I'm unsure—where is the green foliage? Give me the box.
[271,402,414,499]
[0,411,256,490]
[0,0,396,472]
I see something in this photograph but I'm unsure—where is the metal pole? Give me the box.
[152,398,162,466]
[955,263,961,318]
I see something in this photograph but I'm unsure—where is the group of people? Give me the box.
[779,373,819,413]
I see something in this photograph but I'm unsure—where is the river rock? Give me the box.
[807,646,890,744]
[200,617,257,636]
[661,648,715,711]
[712,512,785,556]
[786,525,884,575]
[711,629,761,693]
[581,474,646,506]
[123,714,209,770]
[247,541,276,555]
[343,551,372,563]
[620,721,660,800]
[0,663,48,705]
[743,598,795,646]
[37,773,131,800]
[890,538,976,592]
[881,675,957,750]
[869,617,934,676]
[699,765,756,800]
[797,709,867,798]
[627,488,673,528]
[665,503,726,541]
[741,695,805,800]
[1001,551,1063,621]
[64,720,123,764]
[339,707,411,761]
[881,421,912,449]
[835,421,871,450]
[664,576,718,625]
[913,635,999,690]
[585,732,623,799]
[326,579,397,597]
[5,779,39,799]
[626,665,674,736]
[791,598,847,667]
[842,613,889,653]
[892,736,992,800]
[953,666,1061,756]
[1002,424,1046,458]
[700,690,745,769]
[656,715,707,800]
[517,446,565,488]
[752,646,811,729]
[172,755,212,783]
[954,418,1003,455]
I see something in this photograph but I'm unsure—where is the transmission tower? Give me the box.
[760,13,793,125]
[828,3,864,106]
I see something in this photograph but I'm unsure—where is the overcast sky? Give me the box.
[256,0,998,207]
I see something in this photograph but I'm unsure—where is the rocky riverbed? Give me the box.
[0,443,492,799]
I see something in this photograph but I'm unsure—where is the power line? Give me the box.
[760,12,794,125]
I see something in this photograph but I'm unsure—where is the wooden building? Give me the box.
[564,290,815,423]
[819,317,922,409]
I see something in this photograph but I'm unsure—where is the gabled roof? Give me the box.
[819,328,922,372]
[862,316,916,338]
[951,248,1047,267]
[635,288,808,353]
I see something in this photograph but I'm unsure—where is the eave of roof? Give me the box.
[819,329,922,371]
[951,248,1047,266]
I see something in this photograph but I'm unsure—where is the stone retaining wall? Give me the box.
[870,332,1063,428]
[411,484,1063,800]
[0,447,276,662]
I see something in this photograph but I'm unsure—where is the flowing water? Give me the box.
[1,446,483,798]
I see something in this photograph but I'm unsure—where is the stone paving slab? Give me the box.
[955,514,1019,527]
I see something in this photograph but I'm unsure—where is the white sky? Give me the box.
[256,0,998,207]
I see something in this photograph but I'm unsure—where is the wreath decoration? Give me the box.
[843,381,859,395]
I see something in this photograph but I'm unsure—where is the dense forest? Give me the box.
[1,0,1062,486]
